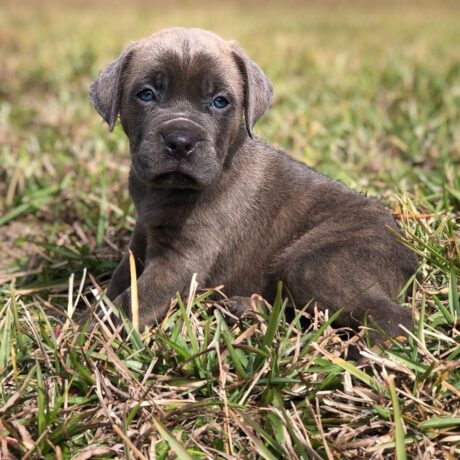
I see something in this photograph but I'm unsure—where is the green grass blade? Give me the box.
[386,374,407,460]
[216,310,248,379]
[152,417,194,460]
[419,417,460,430]
[330,357,384,393]
[448,265,459,317]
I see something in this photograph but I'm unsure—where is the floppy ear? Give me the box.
[231,44,273,138]
[89,44,135,131]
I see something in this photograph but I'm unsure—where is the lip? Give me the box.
[151,171,201,189]
[132,153,205,190]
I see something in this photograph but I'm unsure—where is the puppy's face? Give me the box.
[121,31,243,189]
[90,28,273,190]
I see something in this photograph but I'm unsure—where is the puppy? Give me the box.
[89,27,417,341]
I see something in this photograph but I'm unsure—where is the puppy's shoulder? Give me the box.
[249,138,347,194]
[247,138,314,179]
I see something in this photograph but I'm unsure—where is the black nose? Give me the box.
[162,131,197,159]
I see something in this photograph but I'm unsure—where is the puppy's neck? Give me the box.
[223,123,252,170]
[128,132,264,230]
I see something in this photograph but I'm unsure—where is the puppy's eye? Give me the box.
[211,96,229,109]
[137,88,157,102]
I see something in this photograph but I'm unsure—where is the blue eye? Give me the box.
[137,88,156,102]
[211,96,229,109]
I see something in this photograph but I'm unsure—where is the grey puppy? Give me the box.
[89,27,417,341]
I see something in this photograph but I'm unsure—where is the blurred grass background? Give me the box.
[0,1,459,458]
[2,0,458,280]
[2,2,460,213]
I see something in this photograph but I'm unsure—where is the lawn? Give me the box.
[0,0,459,458]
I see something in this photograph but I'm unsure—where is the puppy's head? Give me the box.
[90,28,273,190]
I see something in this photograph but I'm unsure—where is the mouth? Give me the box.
[151,171,201,189]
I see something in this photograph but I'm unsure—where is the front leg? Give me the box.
[106,223,146,300]
[113,252,207,328]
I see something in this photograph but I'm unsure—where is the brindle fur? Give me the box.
[89,28,417,340]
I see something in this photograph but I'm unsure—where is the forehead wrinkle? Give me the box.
[187,52,238,87]
[128,44,242,97]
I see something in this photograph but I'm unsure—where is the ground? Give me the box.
[0,0,459,458]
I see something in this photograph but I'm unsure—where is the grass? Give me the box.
[1,0,459,458]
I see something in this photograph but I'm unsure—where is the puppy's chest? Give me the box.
[136,190,198,227]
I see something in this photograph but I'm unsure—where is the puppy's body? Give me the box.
[91,28,417,339]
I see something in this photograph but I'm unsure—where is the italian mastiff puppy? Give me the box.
[89,27,417,342]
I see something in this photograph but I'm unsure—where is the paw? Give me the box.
[222,295,264,325]
[226,296,253,317]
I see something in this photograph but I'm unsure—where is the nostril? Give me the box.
[167,139,178,151]
[183,140,193,152]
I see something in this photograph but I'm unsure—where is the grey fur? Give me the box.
[90,44,135,130]
[230,43,273,137]
[89,27,417,342]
